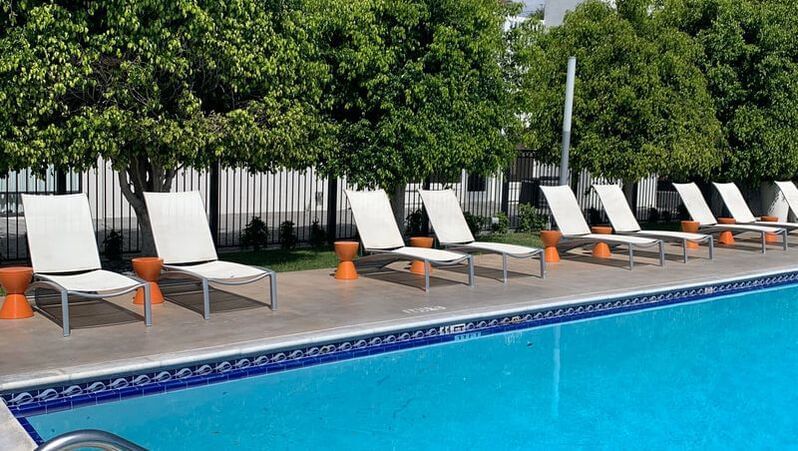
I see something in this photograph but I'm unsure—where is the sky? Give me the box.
[518,0,546,16]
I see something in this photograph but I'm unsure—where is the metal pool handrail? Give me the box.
[34,429,147,451]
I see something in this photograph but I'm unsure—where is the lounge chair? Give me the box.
[714,182,798,232]
[774,181,798,220]
[593,184,713,263]
[539,185,665,269]
[21,194,152,336]
[143,191,276,319]
[344,189,474,291]
[418,189,544,282]
[672,182,787,253]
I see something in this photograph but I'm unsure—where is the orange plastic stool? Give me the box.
[717,217,736,245]
[540,230,562,263]
[760,215,779,243]
[0,267,34,319]
[334,241,359,280]
[681,220,700,249]
[591,226,613,259]
[409,236,434,275]
[132,257,164,305]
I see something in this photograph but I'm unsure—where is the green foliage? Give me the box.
[310,0,521,191]
[278,220,298,250]
[404,209,427,237]
[517,203,547,233]
[491,212,509,234]
[647,207,660,223]
[309,218,326,248]
[240,216,269,251]
[511,0,724,181]
[102,230,124,261]
[661,0,798,182]
[463,211,488,237]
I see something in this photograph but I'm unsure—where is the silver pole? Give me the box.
[559,56,576,186]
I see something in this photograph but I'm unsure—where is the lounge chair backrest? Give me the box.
[345,189,405,250]
[144,191,218,264]
[417,189,474,244]
[539,185,591,236]
[713,182,757,223]
[775,181,798,217]
[672,183,717,226]
[22,194,102,273]
[592,184,642,233]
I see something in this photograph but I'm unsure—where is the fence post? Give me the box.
[500,170,510,215]
[209,161,220,246]
[326,177,338,244]
[55,169,67,194]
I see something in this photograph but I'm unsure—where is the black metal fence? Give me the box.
[0,152,686,262]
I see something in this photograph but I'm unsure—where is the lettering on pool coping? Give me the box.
[402,305,447,314]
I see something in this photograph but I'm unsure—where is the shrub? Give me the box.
[661,210,673,223]
[517,204,547,233]
[309,218,326,248]
[102,230,124,261]
[647,207,660,223]
[279,220,298,250]
[463,211,487,237]
[587,207,603,226]
[677,203,690,220]
[241,216,269,251]
[404,208,426,237]
[491,212,509,234]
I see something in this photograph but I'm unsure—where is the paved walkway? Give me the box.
[1,236,796,393]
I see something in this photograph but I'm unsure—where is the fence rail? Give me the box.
[0,153,685,262]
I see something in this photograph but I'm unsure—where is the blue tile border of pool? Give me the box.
[6,269,798,444]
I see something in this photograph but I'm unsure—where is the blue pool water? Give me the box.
[27,285,798,449]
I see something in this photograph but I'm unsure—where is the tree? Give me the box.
[661,0,798,183]
[511,0,724,186]
[310,0,521,224]
[0,0,332,254]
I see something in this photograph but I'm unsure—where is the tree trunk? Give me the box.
[116,155,176,256]
[388,184,407,237]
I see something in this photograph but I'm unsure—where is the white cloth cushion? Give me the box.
[387,246,467,262]
[462,241,541,257]
[144,191,218,265]
[673,183,718,226]
[593,184,642,233]
[39,270,140,293]
[165,260,267,280]
[344,190,405,250]
[633,230,707,241]
[539,185,592,236]
[713,182,757,223]
[418,189,475,244]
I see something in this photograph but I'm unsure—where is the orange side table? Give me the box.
[760,215,779,243]
[334,241,359,280]
[591,226,613,259]
[717,217,736,245]
[132,257,164,305]
[681,220,700,249]
[540,230,562,263]
[0,267,34,319]
[409,236,434,275]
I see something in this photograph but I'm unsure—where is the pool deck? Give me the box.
[2,237,797,395]
[2,237,798,449]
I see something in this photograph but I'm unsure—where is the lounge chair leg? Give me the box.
[468,256,475,287]
[269,271,278,310]
[628,245,634,270]
[502,254,508,284]
[682,239,688,263]
[659,242,665,266]
[761,233,767,254]
[201,279,211,320]
[424,260,430,293]
[539,253,546,279]
[61,290,70,337]
[143,283,152,327]
[784,231,789,251]
[709,237,714,260]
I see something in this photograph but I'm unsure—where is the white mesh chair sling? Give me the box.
[775,181,798,219]
[418,189,544,282]
[344,189,474,291]
[593,184,713,263]
[714,182,798,232]
[539,185,665,269]
[21,194,152,337]
[673,182,786,253]
[144,191,276,319]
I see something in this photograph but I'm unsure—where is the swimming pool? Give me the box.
[18,282,798,449]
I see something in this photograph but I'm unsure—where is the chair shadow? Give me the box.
[359,267,465,291]
[446,264,541,282]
